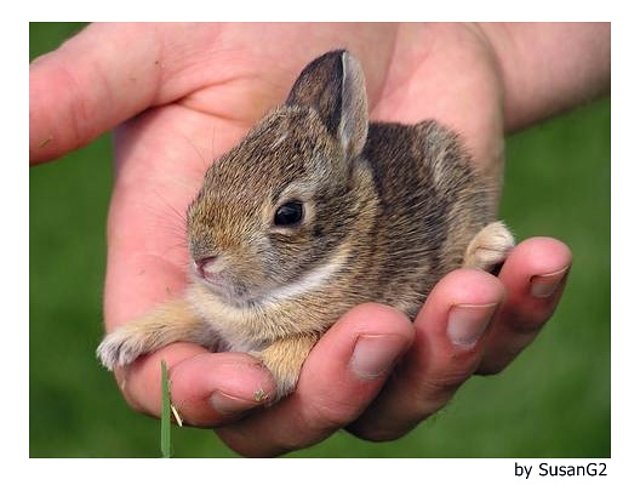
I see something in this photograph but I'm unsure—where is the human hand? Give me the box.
[30,22,603,456]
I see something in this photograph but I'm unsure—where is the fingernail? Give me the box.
[530,267,568,298]
[209,391,262,415]
[350,334,405,380]
[448,303,498,348]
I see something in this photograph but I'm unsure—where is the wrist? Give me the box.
[478,22,610,132]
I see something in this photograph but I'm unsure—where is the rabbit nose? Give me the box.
[195,256,217,278]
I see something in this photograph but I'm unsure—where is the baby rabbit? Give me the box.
[98,50,514,399]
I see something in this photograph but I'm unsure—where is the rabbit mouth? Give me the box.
[194,267,257,306]
[201,277,252,305]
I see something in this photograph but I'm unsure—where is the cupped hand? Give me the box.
[30,22,572,456]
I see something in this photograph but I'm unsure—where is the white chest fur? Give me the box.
[187,248,349,351]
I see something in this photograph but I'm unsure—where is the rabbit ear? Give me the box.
[286,50,368,158]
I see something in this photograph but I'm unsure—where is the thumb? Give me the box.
[30,23,164,164]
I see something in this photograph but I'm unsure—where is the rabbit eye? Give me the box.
[274,200,304,226]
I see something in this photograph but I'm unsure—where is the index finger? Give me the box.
[30,23,167,164]
[215,303,415,457]
[115,342,278,427]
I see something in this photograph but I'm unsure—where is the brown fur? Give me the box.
[97,50,514,399]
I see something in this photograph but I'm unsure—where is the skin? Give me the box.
[29,22,609,457]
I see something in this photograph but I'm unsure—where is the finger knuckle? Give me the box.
[305,396,357,433]
[478,332,538,375]
[412,365,475,412]
[504,306,552,335]
[349,422,414,443]
[475,360,506,375]
[414,377,460,412]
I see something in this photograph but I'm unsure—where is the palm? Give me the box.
[104,22,504,330]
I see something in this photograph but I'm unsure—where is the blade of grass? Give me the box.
[161,360,172,458]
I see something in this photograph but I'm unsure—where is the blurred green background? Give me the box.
[29,23,610,458]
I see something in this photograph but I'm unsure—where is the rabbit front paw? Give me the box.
[97,326,152,371]
[250,335,319,400]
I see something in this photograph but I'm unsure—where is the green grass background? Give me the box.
[29,23,610,458]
